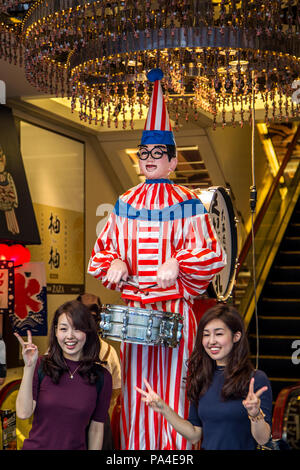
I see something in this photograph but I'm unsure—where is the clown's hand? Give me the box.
[107,259,128,285]
[156,258,179,289]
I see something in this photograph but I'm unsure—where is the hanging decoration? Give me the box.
[0,259,14,315]
[0,1,300,128]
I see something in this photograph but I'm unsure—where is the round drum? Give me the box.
[195,186,238,301]
[99,304,183,348]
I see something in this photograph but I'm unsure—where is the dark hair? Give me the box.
[166,144,176,161]
[42,300,101,384]
[186,304,254,405]
[76,293,101,325]
[137,144,177,162]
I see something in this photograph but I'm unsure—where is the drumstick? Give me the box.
[122,279,159,290]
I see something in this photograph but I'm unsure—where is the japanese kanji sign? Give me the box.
[29,204,84,295]
[10,262,47,336]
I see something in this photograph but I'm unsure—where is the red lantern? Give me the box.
[0,244,31,265]
[0,244,10,261]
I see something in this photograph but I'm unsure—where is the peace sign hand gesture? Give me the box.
[242,377,268,418]
[135,378,165,414]
[14,330,38,368]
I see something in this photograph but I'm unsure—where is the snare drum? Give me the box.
[99,304,183,348]
[195,186,238,301]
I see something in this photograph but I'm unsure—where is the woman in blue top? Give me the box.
[136,303,272,450]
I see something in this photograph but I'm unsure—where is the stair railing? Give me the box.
[234,124,300,328]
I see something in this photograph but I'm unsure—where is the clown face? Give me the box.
[138,144,177,180]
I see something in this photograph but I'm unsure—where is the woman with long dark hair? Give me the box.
[136,303,272,450]
[15,300,112,450]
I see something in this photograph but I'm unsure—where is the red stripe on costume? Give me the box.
[121,293,143,302]
[131,219,137,273]
[126,342,132,437]
[167,185,185,204]
[120,346,128,447]
[168,187,173,206]
[163,345,173,447]
[134,344,143,450]
[173,218,183,251]
[138,270,158,276]
[127,184,145,206]
[172,342,184,447]
[162,221,168,263]
[144,343,153,450]
[193,256,224,267]
[159,180,165,209]
[153,344,159,445]
[139,226,160,232]
[181,265,224,276]
[138,281,159,286]
[136,185,148,207]
[139,260,159,265]
[194,214,206,249]
[139,248,159,254]
[121,221,126,262]
[177,248,211,261]
[140,293,182,303]
[139,237,159,244]
[174,184,195,200]
[150,183,159,209]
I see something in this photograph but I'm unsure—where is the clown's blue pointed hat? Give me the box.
[140,68,176,146]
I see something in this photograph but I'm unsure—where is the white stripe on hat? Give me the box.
[144,80,172,132]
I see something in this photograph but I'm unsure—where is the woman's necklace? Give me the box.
[63,358,81,379]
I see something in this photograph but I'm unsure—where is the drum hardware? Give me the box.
[121,309,129,340]
[99,313,112,332]
[146,317,153,341]
[99,304,183,347]
[195,186,238,301]
[159,319,183,344]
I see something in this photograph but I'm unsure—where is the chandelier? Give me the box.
[0,1,300,129]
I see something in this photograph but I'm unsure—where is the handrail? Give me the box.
[237,123,300,274]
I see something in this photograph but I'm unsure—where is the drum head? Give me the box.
[197,186,237,301]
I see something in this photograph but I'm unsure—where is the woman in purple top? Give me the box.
[136,304,272,450]
[15,300,112,450]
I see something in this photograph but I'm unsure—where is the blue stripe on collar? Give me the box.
[145,179,174,184]
[113,198,207,221]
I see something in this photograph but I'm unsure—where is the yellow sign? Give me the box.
[29,203,84,295]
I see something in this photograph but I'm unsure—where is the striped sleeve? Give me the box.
[87,211,121,289]
[174,213,226,297]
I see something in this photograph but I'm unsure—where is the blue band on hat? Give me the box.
[141,130,176,146]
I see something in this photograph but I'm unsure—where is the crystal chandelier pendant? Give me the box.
[0,0,299,128]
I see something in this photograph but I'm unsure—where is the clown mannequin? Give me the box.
[88,69,226,450]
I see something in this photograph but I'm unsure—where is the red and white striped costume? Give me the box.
[88,179,226,450]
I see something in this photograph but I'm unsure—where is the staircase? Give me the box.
[248,197,300,403]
